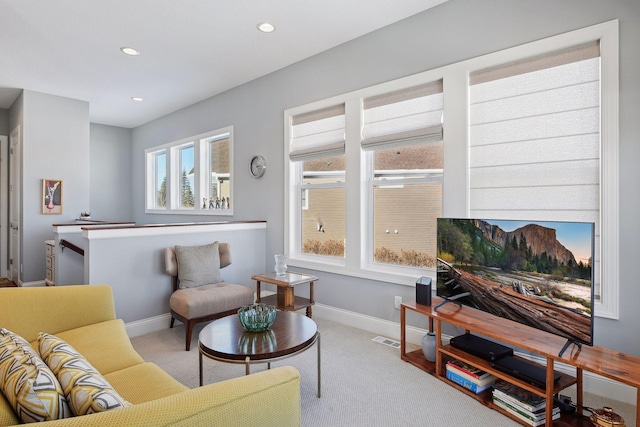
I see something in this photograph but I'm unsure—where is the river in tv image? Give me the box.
[436,218,595,345]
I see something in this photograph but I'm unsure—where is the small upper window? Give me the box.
[145,127,234,215]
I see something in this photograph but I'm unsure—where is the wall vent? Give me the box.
[372,336,400,348]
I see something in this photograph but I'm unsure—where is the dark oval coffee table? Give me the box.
[198,310,321,397]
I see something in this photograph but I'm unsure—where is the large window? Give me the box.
[288,105,346,260]
[362,81,444,269]
[468,42,602,299]
[284,21,618,319]
[146,127,233,215]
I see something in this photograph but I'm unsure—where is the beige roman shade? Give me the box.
[468,40,602,293]
[289,104,345,162]
[361,80,443,151]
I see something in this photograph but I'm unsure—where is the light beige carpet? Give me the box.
[130,317,635,427]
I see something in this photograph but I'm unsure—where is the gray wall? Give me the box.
[89,124,133,221]
[84,224,266,323]
[129,0,638,355]
[0,108,9,136]
[16,91,90,282]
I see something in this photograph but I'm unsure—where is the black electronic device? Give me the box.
[449,333,513,361]
[416,276,432,306]
[491,356,561,389]
[554,395,576,413]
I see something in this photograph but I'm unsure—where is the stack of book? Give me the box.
[444,359,497,394]
[492,380,560,426]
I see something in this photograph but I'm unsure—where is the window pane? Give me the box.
[302,154,345,258]
[372,141,443,268]
[179,145,195,208]
[155,152,166,208]
[374,142,443,177]
[302,155,345,185]
[301,187,345,257]
[207,137,231,210]
[373,183,441,268]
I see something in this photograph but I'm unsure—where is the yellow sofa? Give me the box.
[0,285,301,426]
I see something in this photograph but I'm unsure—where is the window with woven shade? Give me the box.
[362,81,444,269]
[469,41,602,300]
[289,105,346,259]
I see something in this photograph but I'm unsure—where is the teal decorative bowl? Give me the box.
[238,304,277,332]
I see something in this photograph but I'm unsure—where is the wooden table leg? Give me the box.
[279,287,295,310]
[400,305,406,358]
[435,320,442,376]
[307,281,314,318]
[545,358,555,427]
[577,367,584,415]
[636,387,639,427]
[256,280,261,303]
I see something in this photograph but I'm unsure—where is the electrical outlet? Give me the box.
[394,296,402,309]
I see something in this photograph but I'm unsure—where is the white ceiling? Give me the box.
[0,0,446,128]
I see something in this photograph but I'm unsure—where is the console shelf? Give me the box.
[401,298,640,427]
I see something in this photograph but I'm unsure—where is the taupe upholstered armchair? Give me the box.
[164,242,254,350]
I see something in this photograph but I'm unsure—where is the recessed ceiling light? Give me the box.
[131,97,143,102]
[257,22,275,33]
[120,47,140,56]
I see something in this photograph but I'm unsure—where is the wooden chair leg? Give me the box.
[185,319,195,351]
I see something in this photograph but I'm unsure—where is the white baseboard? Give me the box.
[311,303,636,406]
[125,313,173,338]
[20,280,46,287]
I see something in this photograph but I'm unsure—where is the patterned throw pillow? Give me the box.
[38,333,131,416]
[0,328,71,423]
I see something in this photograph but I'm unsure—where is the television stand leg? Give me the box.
[433,292,471,311]
[559,339,582,357]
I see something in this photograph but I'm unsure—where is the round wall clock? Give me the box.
[250,155,267,178]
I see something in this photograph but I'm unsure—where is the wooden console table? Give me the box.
[401,298,640,427]
[252,272,318,317]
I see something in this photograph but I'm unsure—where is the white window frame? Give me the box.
[149,150,167,209]
[284,20,618,319]
[145,126,234,216]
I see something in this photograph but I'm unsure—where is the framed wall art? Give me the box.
[42,179,63,214]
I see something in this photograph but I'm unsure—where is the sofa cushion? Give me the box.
[0,391,20,427]
[170,282,254,319]
[43,319,144,375]
[38,333,131,416]
[174,241,222,288]
[104,362,188,404]
[0,328,71,423]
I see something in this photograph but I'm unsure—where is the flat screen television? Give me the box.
[436,218,595,356]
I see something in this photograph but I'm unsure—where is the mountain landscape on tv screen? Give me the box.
[437,219,593,345]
